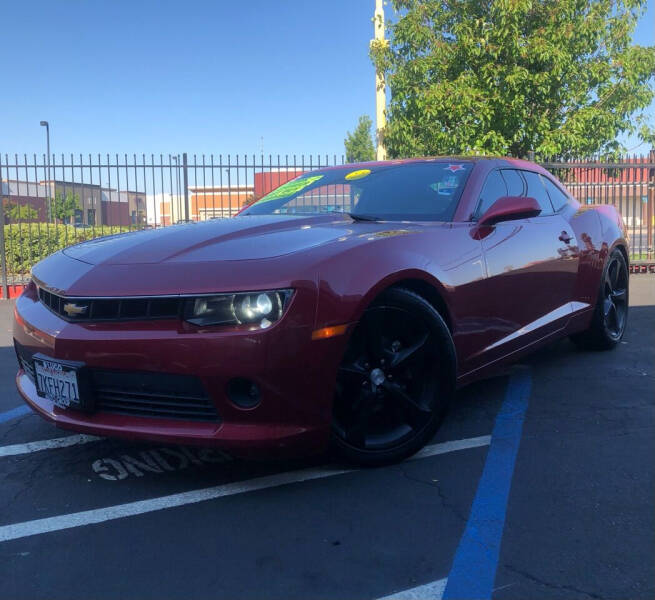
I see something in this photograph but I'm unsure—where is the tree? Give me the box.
[344,115,376,162]
[4,203,38,222]
[51,191,79,223]
[371,0,655,159]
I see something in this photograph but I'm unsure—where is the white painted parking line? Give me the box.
[0,435,490,543]
[378,577,447,600]
[411,435,490,459]
[0,434,102,458]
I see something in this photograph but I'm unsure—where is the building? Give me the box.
[40,180,104,226]
[1,179,146,227]
[101,189,147,227]
[144,192,176,226]
[188,185,254,221]
[1,180,49,222]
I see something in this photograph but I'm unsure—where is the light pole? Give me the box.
[39,121,52,220]
[372,0,387,161]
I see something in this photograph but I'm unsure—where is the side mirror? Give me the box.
[478,196,541,227]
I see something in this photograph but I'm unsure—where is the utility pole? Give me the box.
[372,0,387,161]
[0,158,8,299]
[648,147,654,260]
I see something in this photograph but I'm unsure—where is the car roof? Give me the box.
[317,156,548,174]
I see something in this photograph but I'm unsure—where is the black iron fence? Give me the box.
[543,153,654,261]
[0,152,349,293]
[0,152,653,295]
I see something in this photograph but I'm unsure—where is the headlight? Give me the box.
[183,289,293,328]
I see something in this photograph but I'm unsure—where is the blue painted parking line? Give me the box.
[0,405,31,424]
[442,367,531,600]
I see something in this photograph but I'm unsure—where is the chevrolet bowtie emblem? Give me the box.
[63,302,88,317]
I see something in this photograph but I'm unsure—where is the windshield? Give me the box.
[241,162,472,221]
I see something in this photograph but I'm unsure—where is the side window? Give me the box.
[500,169,524,196]
[521,170,554,216]
[541,175,570,212]
[475,170,507,218]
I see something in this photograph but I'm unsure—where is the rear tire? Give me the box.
[570,248,629,351]
[330,288,456,466]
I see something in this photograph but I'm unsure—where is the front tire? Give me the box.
[570,248,629,350]
[331,288,456,466]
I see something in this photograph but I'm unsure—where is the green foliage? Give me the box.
[5,203,38,222]
[371,0,655,159]
[4,223,131,274]
[51,191,79,223]
[344,115,376,162]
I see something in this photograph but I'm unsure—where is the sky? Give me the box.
[1,0,653,158]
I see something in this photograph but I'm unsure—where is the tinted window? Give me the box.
[279,182,354,213]
[244,163,472,222]
[542,176,569,211]
[521,170,553,215]
[475,170,507,218]
[500,169,524,196]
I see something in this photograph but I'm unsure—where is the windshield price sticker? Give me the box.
[257,175,324,204]
[345,169,371,181]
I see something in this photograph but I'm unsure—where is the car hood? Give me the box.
[33,215,457,297]
[62,214,385,265]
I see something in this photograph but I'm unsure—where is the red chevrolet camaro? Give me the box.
[14,158,629,465]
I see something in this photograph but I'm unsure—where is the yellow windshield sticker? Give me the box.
[257,175,324,203]
[345,169,371,181]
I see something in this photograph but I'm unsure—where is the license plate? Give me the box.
[34,357,82,410]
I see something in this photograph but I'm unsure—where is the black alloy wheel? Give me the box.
[601,253,629,341]
[571,248,629,350]
[331,288,456,466]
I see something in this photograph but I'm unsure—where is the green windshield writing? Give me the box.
[256,175,324,203]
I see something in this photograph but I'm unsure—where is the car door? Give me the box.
[471,168,579,369]
[518,169,579,329]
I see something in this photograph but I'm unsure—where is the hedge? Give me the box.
[3,223,135,275]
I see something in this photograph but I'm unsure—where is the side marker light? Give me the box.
[311,324,349,340]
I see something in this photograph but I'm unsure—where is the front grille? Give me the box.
[13,342,219,422]
[93,370,219,422]
[38,288,181,322]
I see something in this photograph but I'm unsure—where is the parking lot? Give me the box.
[0,276,653,600]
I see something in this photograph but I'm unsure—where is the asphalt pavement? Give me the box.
[0,276,653,600]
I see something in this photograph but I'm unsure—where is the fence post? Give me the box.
[182,153,189,222]
[0,157,8,300]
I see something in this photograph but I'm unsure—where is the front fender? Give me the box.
[313,224,485,332]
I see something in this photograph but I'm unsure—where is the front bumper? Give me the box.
[13,282,350,458]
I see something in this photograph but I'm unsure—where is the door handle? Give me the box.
[559,231,572,244]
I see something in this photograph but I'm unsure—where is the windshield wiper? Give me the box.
[348,212,381,222]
